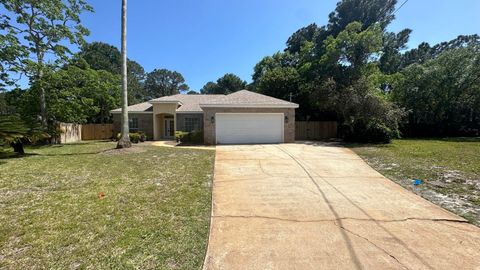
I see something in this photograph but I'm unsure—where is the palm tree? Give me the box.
[116,0,131,148]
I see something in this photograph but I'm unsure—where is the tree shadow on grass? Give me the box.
[0,152,39,161]
[342,142,391,149]
[432,137,480,143]
[40,151,104,157]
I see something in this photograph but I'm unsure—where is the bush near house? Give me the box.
[175,130,203,144]
[116,132,147,143]
[129,133,140,143]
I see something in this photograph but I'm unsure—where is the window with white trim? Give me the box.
[184,117,200,132]
[129,117,139,131]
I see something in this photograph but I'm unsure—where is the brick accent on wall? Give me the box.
[202,107,295,145]
[112,113,154,140]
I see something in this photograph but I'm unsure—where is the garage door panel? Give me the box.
[216,113,283,144]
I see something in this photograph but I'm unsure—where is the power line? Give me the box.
[374,0,409,26]
[393,0,409,15]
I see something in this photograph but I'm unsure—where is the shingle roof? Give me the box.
[110,90,298,114]
[199,90,299,108]
[110,102,153,113]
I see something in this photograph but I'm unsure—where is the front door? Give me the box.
[164,118,174,138]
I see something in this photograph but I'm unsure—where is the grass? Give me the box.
[0,141,215,269]
[348,138,480,225]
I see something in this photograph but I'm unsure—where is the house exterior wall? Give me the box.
[112,113,154,139]
[176,113,204,132]
[202,107,296,145]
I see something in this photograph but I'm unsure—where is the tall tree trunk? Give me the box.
[37,53,47,128]
[116,0,131,149]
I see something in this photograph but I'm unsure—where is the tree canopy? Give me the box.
[77,41,146,104]
[144,69,189,99]
[253,0,480,141]
[200,73,246,94]
[0,0,93,127]
[10,61,121,124]
[393,46,480,136]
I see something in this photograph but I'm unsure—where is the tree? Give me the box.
[327,0,397,36]
[321,22,383,71]
[199,81,218,94]
[297,22,404,142]
[30,62,121,124]
[393,47,480,136]
[186,90,198,95]
[117,0,131,149]
[0,14,27,90]
[252,52,297,83]
[285,23,326,54]
[0,0,93,128]
[400,34,480,69]
[77,41,146,103]
[77,42,122,73]
[379,29,412,74]
[144,69,189,99]
[216,74,246,94]
[251,0,480,141]
[289,0,407,63]
[200,73,246,94]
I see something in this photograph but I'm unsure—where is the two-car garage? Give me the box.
[215,113,284,144]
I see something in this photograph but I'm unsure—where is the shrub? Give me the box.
[345,120,398,143]
[116,132,143,143]
[138,131,147,142]
[129,133,140,143]
[190,131,203,143]
[175,130,203,144]
[175,131,189,143]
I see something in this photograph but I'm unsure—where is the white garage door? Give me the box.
[215,113,284,144]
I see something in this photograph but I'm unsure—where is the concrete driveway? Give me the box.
[203,142,480,270]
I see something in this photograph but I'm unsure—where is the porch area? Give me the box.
[153,113,175,140]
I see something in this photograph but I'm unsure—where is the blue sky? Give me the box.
[12,0,480,91]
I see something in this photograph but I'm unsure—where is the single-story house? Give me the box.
[111,90,299,144]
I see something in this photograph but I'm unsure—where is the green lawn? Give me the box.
[349,138,480,225]
[0,141,215,269]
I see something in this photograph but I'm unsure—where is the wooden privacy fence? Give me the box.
[57,122,82,144]
[295,121,338,140]
[81,124,114,140]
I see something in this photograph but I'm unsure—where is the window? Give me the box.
[184,117,200,132]
[129,117,139,131]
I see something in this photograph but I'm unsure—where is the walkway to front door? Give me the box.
[203,142,480,270]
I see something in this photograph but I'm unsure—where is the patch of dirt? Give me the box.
[99,145,146,156]
[418,188,480,224]
[393,177,480,225]
[363,157,480,226]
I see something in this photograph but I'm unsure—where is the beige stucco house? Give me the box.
[111,90,298,145]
